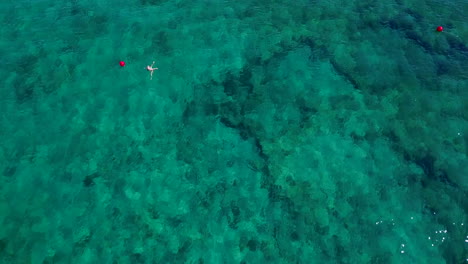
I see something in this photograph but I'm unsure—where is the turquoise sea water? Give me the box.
[1,0,467,263]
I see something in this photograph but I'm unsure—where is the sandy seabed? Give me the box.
[0,0,467,263]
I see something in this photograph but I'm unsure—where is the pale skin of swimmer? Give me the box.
[146,61,158,80]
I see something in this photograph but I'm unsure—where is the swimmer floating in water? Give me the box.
[146,61,158,80]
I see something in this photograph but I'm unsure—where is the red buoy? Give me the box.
[436,26,443,32]
[119,61,125,67]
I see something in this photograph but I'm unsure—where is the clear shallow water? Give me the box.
[0,0,467,263]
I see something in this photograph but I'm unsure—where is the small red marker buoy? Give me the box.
[436,26,443,32]
[119,61,125,67]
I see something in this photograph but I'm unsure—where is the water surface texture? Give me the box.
[1,0,467,263]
